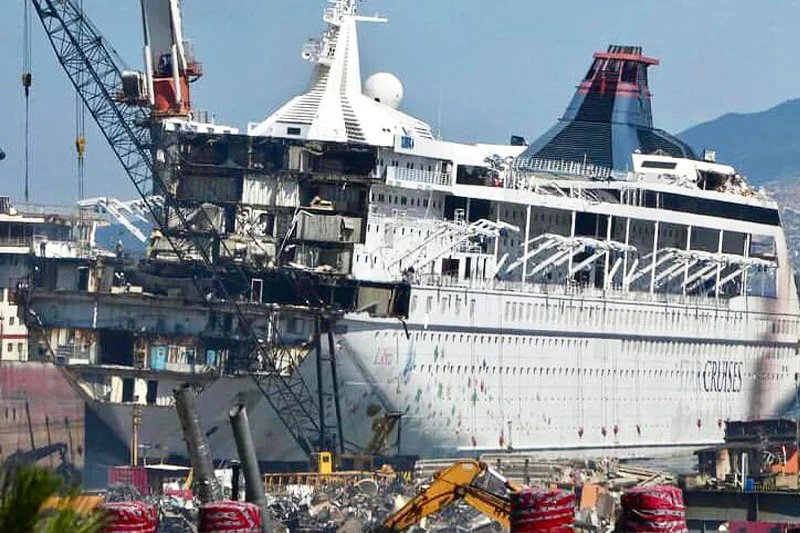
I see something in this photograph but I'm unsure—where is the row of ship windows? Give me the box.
[387,329,795,356]
[376,159,436,172]
[366,225,435,238]
[451,397,737,404]
[620,340,795,361]
[411,296,794,333]
[457,424,677,433]
[410,364,787,381]
[370,193,440,210]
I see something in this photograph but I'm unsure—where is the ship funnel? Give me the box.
[521,44,695,171]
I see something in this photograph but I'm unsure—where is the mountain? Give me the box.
[678,98,800,185]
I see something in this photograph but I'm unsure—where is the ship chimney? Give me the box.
[521,45,695,171]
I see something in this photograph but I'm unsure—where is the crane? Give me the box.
[378,460,517,532]
[29,0,325,457]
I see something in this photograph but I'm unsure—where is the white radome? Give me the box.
[364,72,404,109]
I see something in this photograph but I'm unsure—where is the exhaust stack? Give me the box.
[521,45,695,171]
[174,384,222,504]
[229,404,266,507]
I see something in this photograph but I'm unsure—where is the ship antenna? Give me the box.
[436,87,444,141]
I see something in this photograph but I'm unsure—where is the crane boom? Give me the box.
[29,0,324,456]
[31,0,154,196]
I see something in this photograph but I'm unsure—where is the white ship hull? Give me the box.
[333,283,799,456]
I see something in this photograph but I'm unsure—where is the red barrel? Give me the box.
[198,501,262,533]
[618,486,688,533]
[100,501,157,533]
[511,489,576,533]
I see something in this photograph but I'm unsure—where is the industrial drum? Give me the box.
[510,488,576,533]
[100,501,158,533]
[198,501,262,533]
[617,485,688,533]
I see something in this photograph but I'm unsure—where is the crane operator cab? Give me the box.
[157,52,173,77]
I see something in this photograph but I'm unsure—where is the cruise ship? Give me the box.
[14,0,800,478]
[253,1,800,457]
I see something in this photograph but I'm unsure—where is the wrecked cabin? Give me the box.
[150,131,373,276]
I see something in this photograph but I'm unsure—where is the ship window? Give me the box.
[8,317,13,326]
[423,199,429,208]
[121,378,135,403]
[286,127,301,135]
[641,160,678,170]
[17,343,22,354]
[146,381,158,405]
[6,343,11,353]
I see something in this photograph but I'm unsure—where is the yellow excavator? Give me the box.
[378,459,519,532]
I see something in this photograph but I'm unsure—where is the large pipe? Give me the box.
[174,385,222,504]
[228,404,265,507]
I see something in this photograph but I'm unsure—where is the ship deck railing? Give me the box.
[0,236,33,247]
[412,274,739,310]
[383,166,452,187]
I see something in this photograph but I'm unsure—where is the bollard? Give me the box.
[510,489,576,533]
[199,501,262,533]
[100,501,158,533]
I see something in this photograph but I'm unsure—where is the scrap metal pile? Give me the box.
[263,475,510,532]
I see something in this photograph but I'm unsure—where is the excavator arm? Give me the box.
[379,459,511,532]
[462,485,512,530]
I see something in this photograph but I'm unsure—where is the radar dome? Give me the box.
[364,73,404,109]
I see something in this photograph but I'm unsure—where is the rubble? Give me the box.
[91,453,686,532]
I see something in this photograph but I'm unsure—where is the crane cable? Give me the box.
[22,0,33,203]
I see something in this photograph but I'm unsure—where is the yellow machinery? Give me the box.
[379,459,517,532]
[315,451,334,475]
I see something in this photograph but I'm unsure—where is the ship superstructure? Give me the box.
[13,0,800,476]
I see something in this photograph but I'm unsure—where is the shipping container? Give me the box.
[108,466,149,495]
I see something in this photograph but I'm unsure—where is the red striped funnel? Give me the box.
[198,501,262,533]
[100,501,158,533]
[511,489,576,533]
[618,486,688,533]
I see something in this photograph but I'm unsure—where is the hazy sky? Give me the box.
[1,0,799,204]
